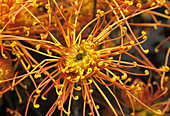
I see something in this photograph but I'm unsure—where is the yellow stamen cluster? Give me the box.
[60,40,102,82]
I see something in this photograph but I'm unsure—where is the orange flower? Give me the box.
[0,0,49,36]
[120,78,170,115]
[0,0,169,116]
[0,56,26,103]
[0,56,14,91]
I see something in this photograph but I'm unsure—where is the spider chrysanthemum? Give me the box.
[0,0,169,116]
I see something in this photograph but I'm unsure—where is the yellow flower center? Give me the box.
[59,40,100,82]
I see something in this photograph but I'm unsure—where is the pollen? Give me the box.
[36,89,41,94]
[96,105,100,109]
[76,86,81,91]
[136,3,142,8]
[41,96,47,100]
[34,74,41,79]
[130,41,135,45]
[89,89,93,93]
[74,96,79,100]
[145,70,149,75]
[58,40,102,82]
[33,103,40,108]
[143,49,149,54]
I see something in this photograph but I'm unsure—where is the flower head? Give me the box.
[0,56,14,92]
[0,0,49,36]
[120,78,170,115]
[0,0,169,116]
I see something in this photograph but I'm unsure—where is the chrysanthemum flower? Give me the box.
[120,78,170,115]
[0,55,27,103]
[0,0,49,36]
[0,56,14,92]
[0,0,169,116]
[0,0,50,97]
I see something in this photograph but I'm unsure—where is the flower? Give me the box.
[0,56,14,92]
[0,51,28,103]
[120,78,170,115]
[0,0,49,36]
[0,0,169,116]
[18,1,168,115]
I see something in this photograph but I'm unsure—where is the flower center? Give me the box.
[76,53,83,60]
[59,40,99,82]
